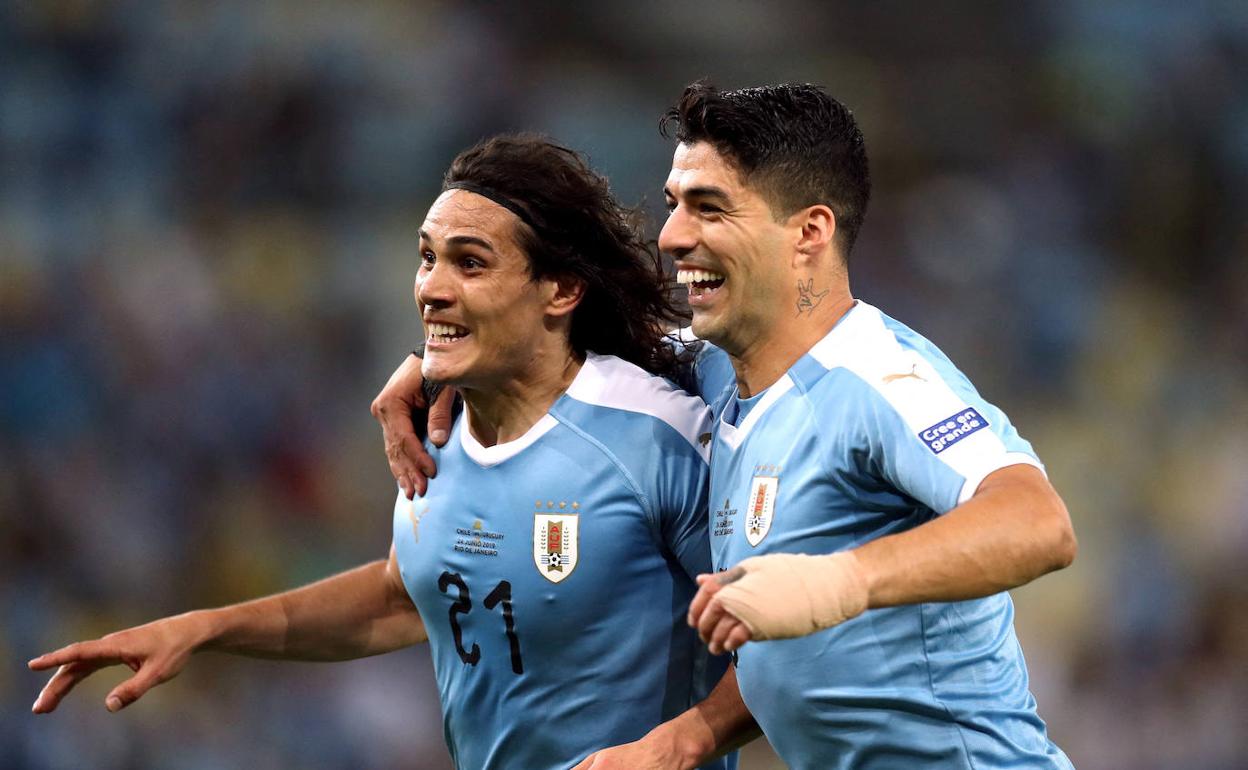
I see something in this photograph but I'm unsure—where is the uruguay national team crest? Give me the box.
[533,513,579,583]
[745,475,778,547]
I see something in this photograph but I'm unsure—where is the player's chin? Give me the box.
[421,352,470,387]
[689,310,727,345]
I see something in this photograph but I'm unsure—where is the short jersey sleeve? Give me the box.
[558,353,716,579]
[572,405,714,581]
[843,367,1043,515]
[805,304,1044,515]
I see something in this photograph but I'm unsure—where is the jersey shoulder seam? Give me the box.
[566,353,712,463]
[800,368,890,480]
[549,415,657,526]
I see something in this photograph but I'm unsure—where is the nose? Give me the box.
[658,205,696,259]
[416,261,453,310]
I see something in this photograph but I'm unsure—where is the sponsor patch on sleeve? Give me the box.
[919,408,989,454]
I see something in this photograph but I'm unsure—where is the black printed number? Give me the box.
[437,572,480,665]
[437,571,524,674]
[483,580,524,674]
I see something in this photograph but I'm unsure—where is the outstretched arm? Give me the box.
[571,666,759,770]
[371,353,457,499]
[30,546,424,714]
[691,464,1077,652]
[197,545,424,661]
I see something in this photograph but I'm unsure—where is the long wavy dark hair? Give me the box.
[443,134,683,378]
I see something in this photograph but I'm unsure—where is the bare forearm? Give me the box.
[855,464,1076,609]
[196,559,426,661]
[692,466,1076,650]
[649,666,759,768]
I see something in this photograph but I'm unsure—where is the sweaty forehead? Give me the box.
[421,189,524,246]
[665,142,747,195]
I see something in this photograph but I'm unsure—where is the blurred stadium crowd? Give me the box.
[2,1,1246,768]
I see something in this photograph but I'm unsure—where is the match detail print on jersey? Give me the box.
[533,513,579,582]
[745,474,778,546]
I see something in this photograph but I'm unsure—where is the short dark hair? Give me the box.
[443,134,683,378]
[661,82,872,255]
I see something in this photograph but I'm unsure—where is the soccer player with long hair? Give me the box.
[31,135,752,770]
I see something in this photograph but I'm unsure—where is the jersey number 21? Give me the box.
[438,571,524,675]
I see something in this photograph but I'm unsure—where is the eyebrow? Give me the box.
[663,185,733,203]
[418,229,496,252]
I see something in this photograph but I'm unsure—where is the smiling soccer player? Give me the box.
[666,82,1077,770]
[30,135,751,770]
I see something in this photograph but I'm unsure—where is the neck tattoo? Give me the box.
[795,278,830,316]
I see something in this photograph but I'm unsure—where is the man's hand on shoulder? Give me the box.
[370,353,455,499]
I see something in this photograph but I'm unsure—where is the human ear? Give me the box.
[793,205,837,267]
[545,275,585,318]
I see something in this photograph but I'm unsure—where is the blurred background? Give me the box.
[3,1,1246,768]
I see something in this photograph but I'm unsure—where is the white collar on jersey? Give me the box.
[460,412,560,467]
[717,300,872,449]
[457,359,590,468]
[457,352,610,467]
[717,376,795,449]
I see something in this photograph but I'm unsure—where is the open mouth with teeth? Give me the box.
[425,321,470,344]
[676,268,726,299]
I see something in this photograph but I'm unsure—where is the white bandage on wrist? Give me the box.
[713,551,870,640]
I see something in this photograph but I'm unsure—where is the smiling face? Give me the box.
[660,142,797,357]
[416,189,566,389]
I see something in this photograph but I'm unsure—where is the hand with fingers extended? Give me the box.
[370,353,457,499]
[29,612,209,714]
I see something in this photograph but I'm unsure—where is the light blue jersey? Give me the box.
[669,327,737,408]
[706,302,1072,770]
[392,353,734,770]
